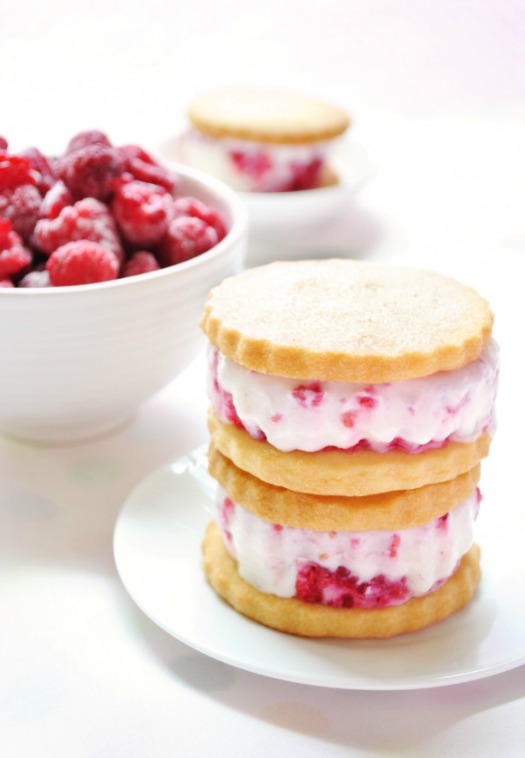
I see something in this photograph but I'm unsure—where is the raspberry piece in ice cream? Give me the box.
[0,137,8,151]
[295,563,410,609]
[119,144,178,193]
[57,143,125,201]
[0,277,14,287]
[66,130,112,153]
[292,382,325,408]
[122,250,160,277]
[33,197,123,261]
[287,156,323,190]
[230,149,272,181]
[172,196,227,241]
[159,216,218,266]
[0,218,32,277]
[112,180,173,246]
[46,240,119,286]
[0,184,42,239]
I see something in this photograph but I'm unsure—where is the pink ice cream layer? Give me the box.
[207,341,499,454]
[178,129,329,192]
[215,488,481,608]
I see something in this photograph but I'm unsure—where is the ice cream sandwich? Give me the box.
[178,89,349,192]
[200,258,498,636]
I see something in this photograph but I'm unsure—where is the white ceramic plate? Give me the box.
[113,444,525,690]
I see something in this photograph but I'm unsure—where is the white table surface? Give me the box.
[2,1,525,756]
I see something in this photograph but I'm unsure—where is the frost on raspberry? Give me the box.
[122,251,161,277]
[33,197,123,261]
[57,143,125,201]
[18,268,51,288]
[112,180,173,247]
[158,216,219,267]
[0,218,32,277]
[20,147,58,194]
[40,181,73,220]
[46,240,119,286]
[119,144,178,193]
[66,130,112,154]
[0,184,42,239]
[171,196,227,241]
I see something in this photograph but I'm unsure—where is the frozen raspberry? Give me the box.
[158,216,218,266]
[171,196,227,241]
[112,180,173,246]
[66,130,112,153]
[0,154,36,191]
[295,563,410,609]
[119,144,178,193]
[33,197,123,261]
[0,219,32,277]
[40,181,73,219]
[46,240,119,286]
[0,137,8,151]
[0,184,42,239]
[18,268,51,288]
[57,144,125,201]
[20,147,58,194]
[0,278,14,287]
[122,251,161,277]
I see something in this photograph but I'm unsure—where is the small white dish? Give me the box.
[159,134,377,268]
[113,445,525,691]
[240,139,375,233]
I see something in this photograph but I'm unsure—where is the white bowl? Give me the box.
[0,164,248,443]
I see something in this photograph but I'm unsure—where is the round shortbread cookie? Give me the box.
[202,521,481,638]
[208,410,491,496]
[188,89,350,145]
[208,443,481,531]
[200,259,494,383]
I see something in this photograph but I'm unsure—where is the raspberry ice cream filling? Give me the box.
[178,130,330,192]
[207,341,499,454]
[215,488,481,608]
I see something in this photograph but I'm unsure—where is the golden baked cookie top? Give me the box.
[200,259,494,383]
[208,443,481,532]
[188,89,350,145]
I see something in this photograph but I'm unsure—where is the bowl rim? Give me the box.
[0,163,249,298]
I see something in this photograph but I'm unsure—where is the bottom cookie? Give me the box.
[202,521,481,638]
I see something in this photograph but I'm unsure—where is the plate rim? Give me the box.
[113,446,525,691]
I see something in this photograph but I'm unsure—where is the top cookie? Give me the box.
[200,259,494,383]
[188,89,350,145]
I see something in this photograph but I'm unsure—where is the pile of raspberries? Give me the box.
[0,130,227,287]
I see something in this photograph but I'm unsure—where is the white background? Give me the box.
[1,1,525,756]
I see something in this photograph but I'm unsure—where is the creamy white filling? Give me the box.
[215,487,480,600]
[177,129,328,192]
[208,341,499,453]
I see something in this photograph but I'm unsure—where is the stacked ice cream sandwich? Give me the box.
[200,259,498,637]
